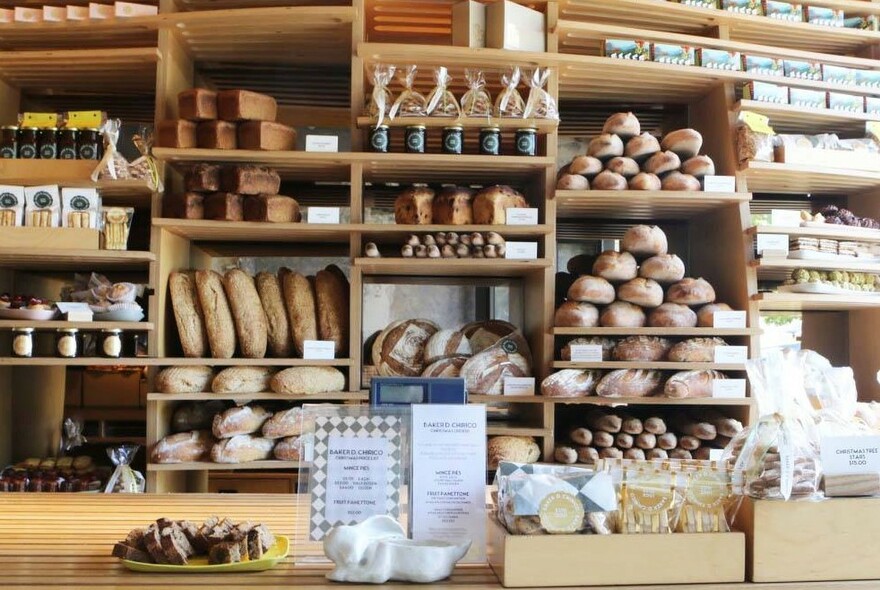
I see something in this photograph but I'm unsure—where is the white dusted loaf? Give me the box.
[270,366,345,395]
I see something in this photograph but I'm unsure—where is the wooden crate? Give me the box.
[0,226,99,250]
[487,518,745,587]
[742,498,880,582]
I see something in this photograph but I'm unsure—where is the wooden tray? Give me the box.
[121,536,289,573]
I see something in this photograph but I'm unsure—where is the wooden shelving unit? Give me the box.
[0,321,153,331]
[354,258,551,277]
[147,461,302,471]
[552,361,746,371]
[738,162,880,194]
[553,327,759,337]
[734,100,878,135]
[555,190,750,219]
[753,292,880,311]
[0,249,155,270]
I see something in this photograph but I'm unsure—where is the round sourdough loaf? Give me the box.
[541,369,601,397]
[569,155,603,177]
[681,155,715,178]
[373,318,440,376]
[591,170,628,190]
[554,301,599,327]
[567,275,615,304]
[661,128,703,159]
[628,172,661,190]
[270,366,346,394]
[561,336,615,361]
[487,435,540,469]
[600,301,646,327]
[461,333,532,395]
[462,319,517,353]
[639,254,685,283]
[644,150,681,176]
[593,250,638,281]
[622,225,668,257]
[611,335,671,361]
[648,302,697,327]
[661,171,701,192]
[617,277,664,307]
[602,112,641,139]
[697,302,734,327]
[156,365,214,393]
[666,277,716,305]
[625,132,661,162]
[557,173,589,190]
[588,133,625,160]
[424,329,472,364]
[606,156,640,179]
[422,355,468,378]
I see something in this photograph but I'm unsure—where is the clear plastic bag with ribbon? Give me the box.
[461,69,493,118]
[90,119,131,181]
[129,129,164,192]
[365,63,397,126]
[104,445,145,493]
[523,68,558,120]
[62,417,87,453]
[495,66,526,118]
[389,65,427,118]
[426,66,461,117]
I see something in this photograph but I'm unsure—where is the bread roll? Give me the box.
[648,302,697,327]
[424,329,471,364]
[622,225,668,257]
[195,270,236,359]
[561,336,615,361]
[262,407,303,439]
[211,366,274,393]
[625,132,661,162]
[596,369,663,397]
[667,277,716,305]
[169,272,208,358]
[211,435,275,463]
[556,174,589,190]
[603,112,640,138]
[373,318,439,376]
[212,405,272,438]
[592,250,637,281]
[156,366,214,394]
[569,155,603,178]
[591,170,627,190]
[540,369,600,397]
[605,156,640,179]
[661,128,703,159]
[661,171,701,192]
[487,436,540,469]
[567,275,615,304]
[554,301,599,327]
[151,430,214,464]
[255,272,291,358]
[270,366,346,394]
[667,337,727,362]
[281,271,317,356]
[316,268,349,355]
[421,355,468,378]
[681,155,715,178]
[628,172,661,190]
[617,277,664,307]
[570,428,593,446]
[600,301,646,328]
[462,319,517,353]
[639,254,685,283]
[612,336,671,361]
[697,303,734,327]
[472,185,528,224]
[664,369,725,398]
[587,134,624,161]
[274,436,303,461]
[555,445,578,464]
[644,150,681,176]
[223,269,268,359]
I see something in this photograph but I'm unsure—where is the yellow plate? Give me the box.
[121,536,289,573]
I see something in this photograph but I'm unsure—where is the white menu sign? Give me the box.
[411,404,487,562]
[325,436,391,524]
[821,435,880,476]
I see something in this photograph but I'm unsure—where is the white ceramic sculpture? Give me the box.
[323,515,471,584]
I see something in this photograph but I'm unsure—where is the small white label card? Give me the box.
[770,209,802,227]
[305,135,339,152]
[503,377,535,396]
[714,345,748,364]
[821,435,880,476]
[56,302,93,322]
[569,344,603,363]
[703,175,736,193]
[709,449,725,462]
[504,242,538,260]
[756,233,789,255]
[303,339,336,360]
[713,310,747,329]
[307,206,341,224]
[712,379,746,398]
[505,208,539,225]
[411,404,487,562]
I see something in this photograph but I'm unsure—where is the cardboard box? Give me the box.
[789,87,826,109]
[452,0,486,48]
[698,48,742,71]
[652,43,696,66]
[82,369,142,407]
[488,518,745,587]
[763,0,802,21]
[744,81,789,104]
[486,0,545,53]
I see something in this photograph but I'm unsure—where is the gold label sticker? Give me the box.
[687,471,727,510]
[538,491,584,534]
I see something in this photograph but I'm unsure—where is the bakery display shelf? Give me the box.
[359,224,552,239]
[147,461,301,472]
[751,224,880,245]
[753,256,880,278]
[553,327,758,337]
[357,42,556,71]
[734,100,878,135]
[361,153,555,184]
[738,161,880,195]
[354,258,551,277]
[754,292,880,310]
[552,361,745,371]
[66,407,145,421]
[356,116,558,133]
[87,436,147,445]
[486,424,550,437]
[0,249,155,271]
[0,320,153,331]
[153,148,353,182]
[468,394,546,404]
[546,396,754,407]
[0,16,160,50]
[156,358,352,367]
[153,219,357,244]
[0,160,154,204]
[0,357,151,366]
[174,0,349,10]
[555,190,750,220]
[147,391,367,402]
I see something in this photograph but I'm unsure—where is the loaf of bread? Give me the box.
[661,128,703,159]
[611,336,671,361]
[195,270,236,359]
[255,272,291,358]
[212,405,272,438]
[667,338,727,362]
[394,187,434,224]
[596,369,663,397]
[697,303,734,327]
[273,436,303,461]
[204,193,244,221]
[223,269,268,358]
[315,268,349,355]
[243,195,300,223]
[592,251,637,282]
[666,278,716,305]
[462,319,517,353]
[262,407,303,439]
[281,271,317,357]
[554,301,599,327]
[664,370,725,398]
[557,174,589,190]
[238,121,296,151]
[461,333,531,395]
[422,356,468,378]
[197,120,237,150]
[270,366,345,394]
[487,436,540,469]
[472,185,528,224]
[220,166,281,195]
[561,336,614,361]
[603,112,640,138]
[648,302,697,327]
[151,430,214,464]
[186,164,221,193]
[569,155,603,177]
[156,366,214,394]
[157,120,196,148]
[567,275,615,304]
[541,369,600,397]
[164,193,205,220]
[424,329,471,364]
[211,366,274,393]
[211,435,275,463]
[600,301,646,328]
[617,278,664,307]
[639,254,685,283]
[169,272,208,358]
[179,88,217,121]
[373,319,439,376]
[554,445,578,464]
[432,186,474,225]
[217,90,277,122]
[621,225,668,257]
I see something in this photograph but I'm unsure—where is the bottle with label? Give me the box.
[404,125,426,153]
[58,128,79,160]
[515,127,537,156]
[38,128,58,159]
[18,127,38,159]
[442,125,463,154]
[1,126,18,159]
[12,328,34,358]
[479,127,501,156]
[77,128,100,160]
[369,124,389,153]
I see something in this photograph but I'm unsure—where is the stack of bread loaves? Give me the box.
[365,231,508,259]
[393,184,528,225]
[169,265,348,359]
[556,112,715,191]
[553,407,743,464]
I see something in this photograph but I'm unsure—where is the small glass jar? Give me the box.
[11,327,34,358]
[100,328,123,358]
[369,124,389,153]
[55,328,79,358]
[515,127,537,156]
[442,125,463,155]
[1,126,18,159]
[18,127,38,159]
[479,126,501,156]
[404,125,426,153]
[58,128,79,160]
[38,127,58,160]
[78,128,100,160]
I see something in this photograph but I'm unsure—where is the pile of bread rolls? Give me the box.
[169,265,348,359]
[364,231,507,259]
[557,112,714,191]
[554,407,743,464]
[394,185,528,225]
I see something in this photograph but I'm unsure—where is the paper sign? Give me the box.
[303,339,335,360]
[703,175,736,193]
[324,435,392,524]
[305,135,339,153]
[756,233,789,255]
[713,310,747,329]
[709,449,725,462]
[57,302,93,322]
[712,379,746,398]
[307,207,341,224]
[714,346,748,364]
[770,209,802,227]
[821,435,880,476]
[504,242,538,260]
[569,344,603,362]
[505,208,539,225]
[503,377,535,396]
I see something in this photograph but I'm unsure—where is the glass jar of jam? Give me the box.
[479,126,501,156]
[100,328,123,358]
[18,127,38,159]
[38,127,58,159]
[404,125,426,154]
[369,124,389,153]
[12,328,34,358]
[442,125,463,155]
[78,128,100,160]
[56,328,79,358]
[58,128,78,160]
[515,127,537,156]
[1,126,18,159]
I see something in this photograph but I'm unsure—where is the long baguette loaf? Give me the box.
[281,270,317,356]
[255,272,291,357]
[195,270,236,359]
[222,269,268,359]
[169,272,208,358]
[315,267,349,355]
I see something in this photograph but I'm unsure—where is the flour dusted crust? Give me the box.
[560,336,614,361]
[211,435,275,464]
[617,278,664,308]
[639,254,685,283]
[373,319,439,376]
[472,185,528,224]
[592,251,637,282]
[461,319,517,353]
[195,270,236,359]
[262,407,303,439]
[270,366,345,395]
[424,329,472,364]
[222,269,268,359]
[432,186,474,225]
[281,270,317,357]
[663,369,725,398]
[273,436,303,461]
[212,405,272,438]
[667,337,727,362]
[156,366,214,394]
[554,301,599,327]
[621,225,668,258]
[394,186,435,224]
[611,336,671,362]
[567,275,615,304]
[255,272,291,358]
[169,271,208,358]
[460,332,532,395]
[648,302,697,327]
[421,355,468,378]
[541,369,601,398]
[596,369,663,397]
[151,430,214,464]
[315,268,349,355]
[487,435,540,469]
[600,301,646,328]
[211,366,274,394]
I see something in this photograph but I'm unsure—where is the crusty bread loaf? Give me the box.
[648,302,697,327]
[611,336,671,361]
[472,185,528,224]
[211,435,275,464]
[195,270,236,359]
[394,186,434,224]
[639,254,685,283]
[487,435,540,469]
[212,405,272,438]
[424,329,471,364]
[592,250,637,282]
[315,268,349,355]
[666,277,716,305]
[169,272,208,358]
[617,278,664,308]
[461,333,531,395]
[667,337,727,362]
[554,301,599,327]
[621,225,668,258]
[661,128,703,159]
[432,186,474,225]
[561,336,615,361]
[664,369,725,398]
[421,355,468,378]
[697,302,734,327]
[373,319,439,376]
[281,271,317,357]
[255,272,291,357]
[262,407,303,439]
[151,430,214,464]
[270,366,345,395]
[596,369,663,397]
[556,174,589,190]
[156,366,214,394]
[223,269,268,359]
[600,301,646,328]
[273,436,302,461]
[461,319,518,353]
[211,366,274,393]
[541,369,600,398]
[567,275,615,304]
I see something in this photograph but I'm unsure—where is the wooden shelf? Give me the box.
[0,357,151,366]
[0,249,154,271]
[354,257,551,277]
[359,224,552,239]
[148,461,301,471]
[552,361,745,371]
[739,161,880,195]
[0,160,154,205]
[754,257,880,279]
[156,358,352,367]
[545,395,754,406]
[358,42,556,70]
[87,436,146,445]
[66,407,145,421]
[486,424,549,437]
[153,219,356,244]
[555,190,750,220]
[0,321,152,331]
[469,394,546,404]
[148,391,366,402]
[553,327,758,337]
[0,16,159,50]
[754,292,880,310]
[356,116,558,133]
[153,149,353,182]
[751,224,880,243]
[735,100,877,135]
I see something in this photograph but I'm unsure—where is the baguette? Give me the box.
[554,445,578,464]
[635,433,657,450]
[255,272,291,358]
[624,448,646,461]
[577,446,599,464]
[223,269,268,359]
[621,416,644,435]
[195,270,236,359]
[569,427,593,446]
[281,270,317,356]
[169,272,208,358]
[315,268,349,355]
[592,431,614,448]
[584,409,622,433]
[644,416,667,435]
[615,433,634,449]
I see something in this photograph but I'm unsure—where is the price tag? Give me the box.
[712,379,746,398]
[307,207,341,224]
[505,208,539,225]
[709,449,725,462]
[756,233,789,255]
[504,242,538,260]
[303,340,336,360]
[712,310,747,329]
[503,377,535,396]
[305,135,339,152]
[703,175,736,193]
[56,302,93,322]
[569,345,603,362]
[770,209,802,227]
[821,435,880,476]
[714,345,748,364]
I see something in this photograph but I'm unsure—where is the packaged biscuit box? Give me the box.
[698,48,742,71]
